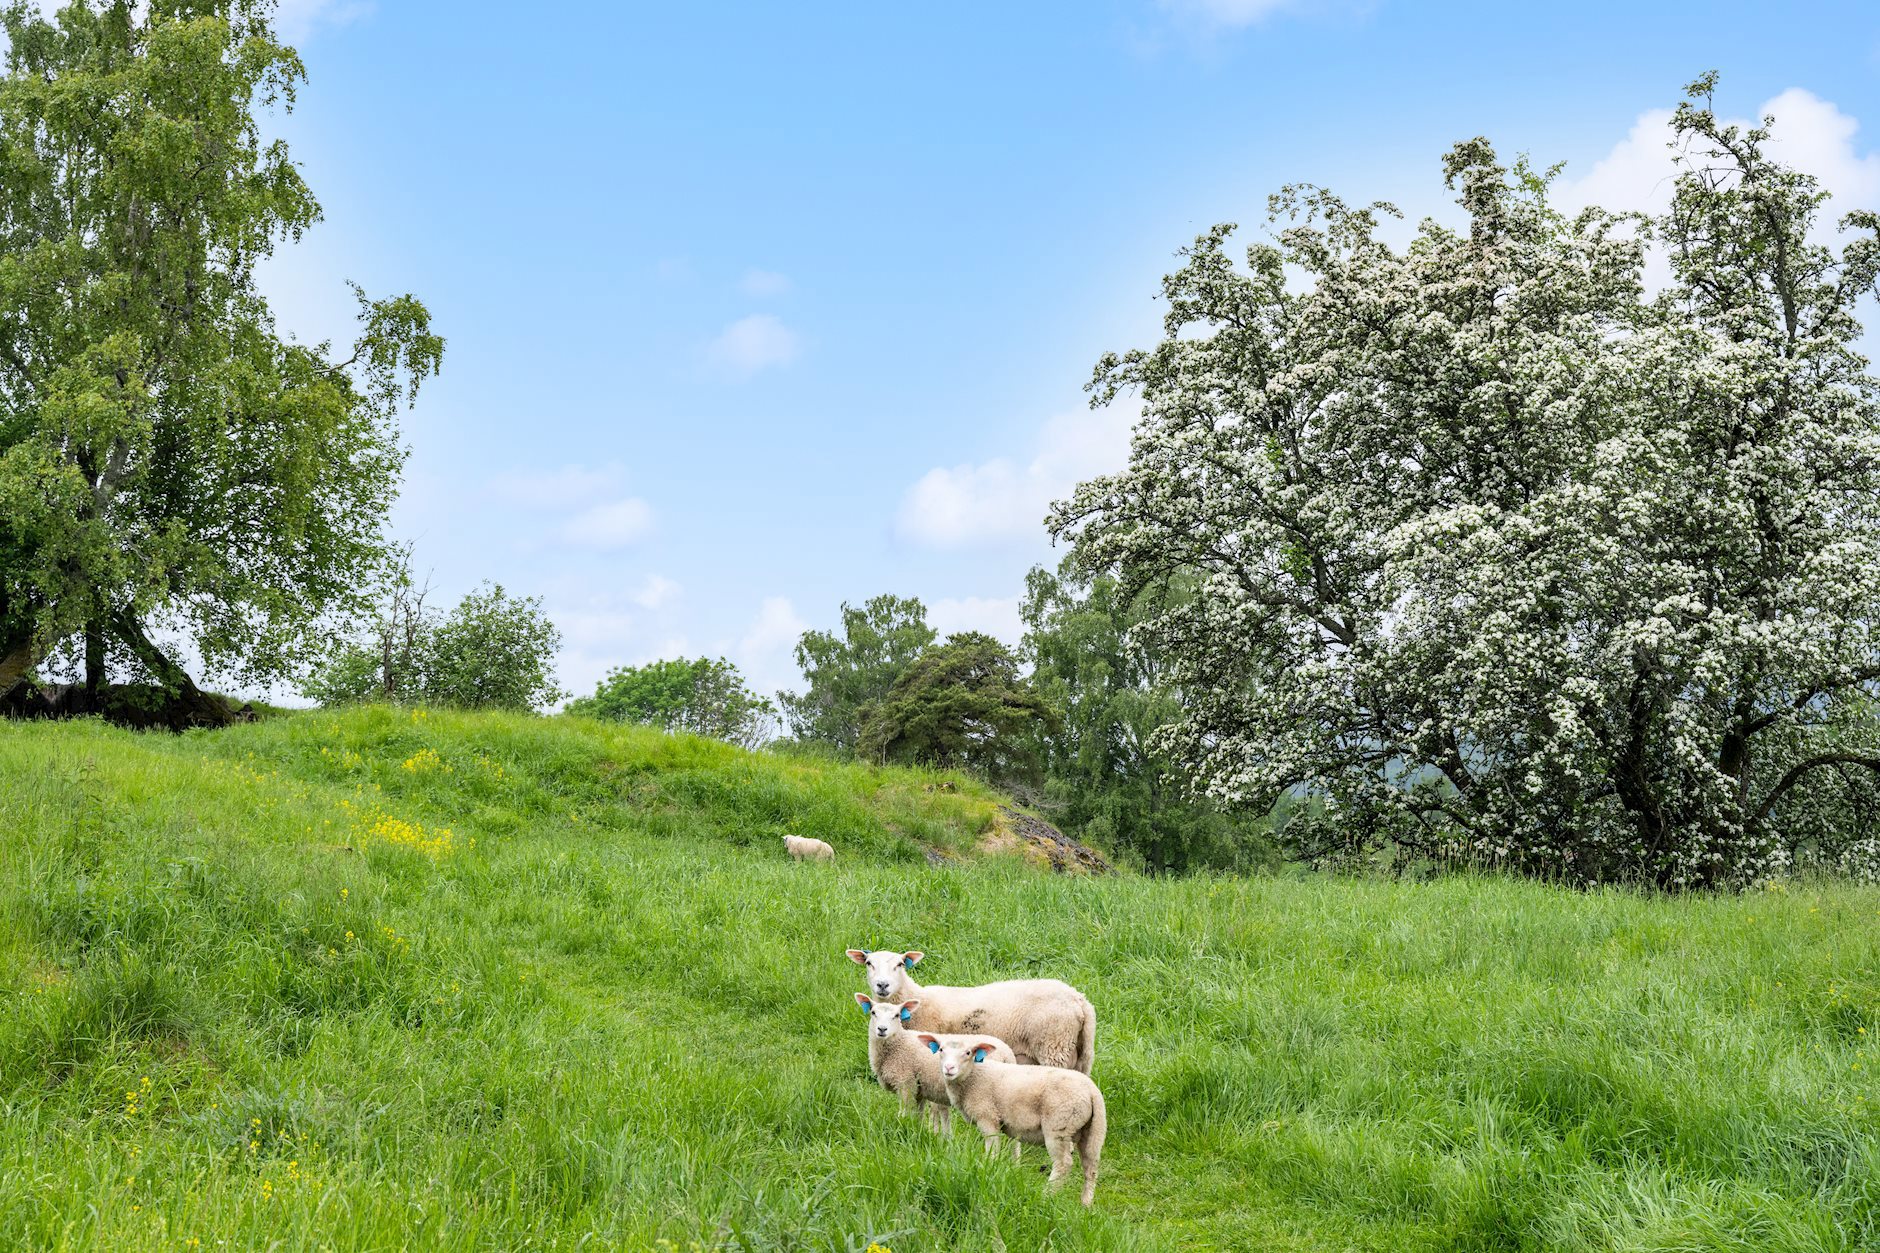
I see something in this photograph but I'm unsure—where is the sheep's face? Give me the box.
[846,949,923,1000]
[916,1034,996,1081]
[854,994,921,1041]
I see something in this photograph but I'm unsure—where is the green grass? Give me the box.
[0,707,1876,1251]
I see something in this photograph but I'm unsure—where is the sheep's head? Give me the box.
[846,948,923,1000]
[854,994,921,1040]
[915,1033,998,1080]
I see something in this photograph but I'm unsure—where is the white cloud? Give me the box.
[1560,89,1880,224]
[1160,0,1301,28]
[929,595,1024,648]
[631,574,681,610]
[561,498,655,550]
[740,269,792,298]
[274,0,373,43]
[490,462,625,510]
[896,404,1136,549]
[735,596,808,697]
[708,314,801,375]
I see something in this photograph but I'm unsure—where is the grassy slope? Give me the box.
[0,709,1876,1252]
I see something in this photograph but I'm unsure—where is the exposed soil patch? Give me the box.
[979,805,1111,875]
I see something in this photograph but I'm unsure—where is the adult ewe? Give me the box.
[846,949,1094,1073]
[918,1033,1106,1206]
[782,835,834,862]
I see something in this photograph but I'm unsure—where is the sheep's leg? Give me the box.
[898,1088,917,1119]
[1080,1150,1099,1206]
[1011,1139,1021,1162]
[1045,1134,1074,1191]
[978,1126,1003,1158]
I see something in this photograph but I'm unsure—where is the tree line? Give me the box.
[5,8,1877,888]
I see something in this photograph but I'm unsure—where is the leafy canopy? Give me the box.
[779,594,935,751]
[304,582,563,713]
[566,656,777,749]
[0,0,441,699]
[1055,76,1880,889]
[1022,561,1272,874]
[858,631,1056,782]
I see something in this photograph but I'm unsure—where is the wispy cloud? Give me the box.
[708,314,802,375]
[561,499,655,550]
[631,574,682,610]
[274,0,373,43]
[736,596,809,697]
[740,269,792,298]
[896,405,1137,550]
[929,595,1024,648]
[491,462,626,510]
[1159,0,1310,29]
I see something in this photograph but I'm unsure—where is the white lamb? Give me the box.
[782,834,834,862]
[917,1033,1107,1206]
[846,949,1095,1073]
[852,995,1017,1139]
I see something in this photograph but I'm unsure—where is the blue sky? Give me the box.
[252,0,1880,701]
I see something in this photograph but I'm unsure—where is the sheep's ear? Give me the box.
[846,949,870,965]
[854,993,872,1011]
[903,951,924,967]
[899,999,919,1020]
[972,1046,988,1063]
[914,1033,939,1053]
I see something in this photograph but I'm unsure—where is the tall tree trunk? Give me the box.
[84,615,106,708]
[109,611,235,728]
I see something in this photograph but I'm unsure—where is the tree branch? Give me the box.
[1755,752,1880,823]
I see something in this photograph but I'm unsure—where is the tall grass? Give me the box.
[0,708,1875,1250]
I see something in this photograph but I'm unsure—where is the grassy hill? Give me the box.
[0,708,1876,1251]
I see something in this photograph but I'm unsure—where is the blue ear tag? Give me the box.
[925,1040,939,1054]
[973,1047,987,1063]
[899,1007,912,1022]
[858,997,871,1012]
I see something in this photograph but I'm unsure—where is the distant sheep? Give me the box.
[853,995,1016,1138]
[918,1033,1106,1206]
[847,949,1094,1072]
[783,835,834,862]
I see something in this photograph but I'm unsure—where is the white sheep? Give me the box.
[852,995,1017,1139]
[846,949,1095,1072]
[783,834,834,862]
[917,1033,1107,1206]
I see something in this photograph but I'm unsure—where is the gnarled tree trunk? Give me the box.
[110,611,238,728]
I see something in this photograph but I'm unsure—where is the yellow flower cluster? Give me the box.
[123,1075,151,1118]
[401,748,451,774]
[361,812,456,858]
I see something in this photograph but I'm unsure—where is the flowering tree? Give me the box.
[1052,76,1880,888]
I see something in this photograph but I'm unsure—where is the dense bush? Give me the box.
[565,656,776,748]
[304,581,563,712]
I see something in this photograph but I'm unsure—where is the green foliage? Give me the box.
[566,656,777,748]
[1023,562,1273,874]
[0,0,442,698]
[0,710,1877,1249]
[858,631,1056,781]
[304,582,562,712]
[781,594,935,752]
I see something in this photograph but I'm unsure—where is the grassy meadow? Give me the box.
[0,707,1876,1251]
